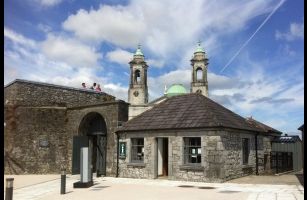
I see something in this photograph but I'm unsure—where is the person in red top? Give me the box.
[96,84,102,92]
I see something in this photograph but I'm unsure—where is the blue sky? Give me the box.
[4,0,304,136]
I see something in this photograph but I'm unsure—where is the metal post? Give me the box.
[116,133,119,177]
[5,178,14,200]
[61,169,66,194]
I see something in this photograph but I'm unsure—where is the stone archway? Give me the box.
[73,112,107,177]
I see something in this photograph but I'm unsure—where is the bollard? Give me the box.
[5,178,14,200]
[61,169,66,194]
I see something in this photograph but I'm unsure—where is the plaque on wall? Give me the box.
[39,139,49,148]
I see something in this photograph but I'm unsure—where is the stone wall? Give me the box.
[117,129,273,182]
[118,137,155,179]
[4,80,115,108]
[4,106,68,174]
[4,80,129,175]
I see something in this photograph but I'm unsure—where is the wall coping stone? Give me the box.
[4,79,114,97]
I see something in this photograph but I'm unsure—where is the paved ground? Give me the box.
[226,171,304,185]
[4,174,304,200]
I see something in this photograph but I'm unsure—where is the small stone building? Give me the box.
[4,79,128,175]
[116,94,281,182]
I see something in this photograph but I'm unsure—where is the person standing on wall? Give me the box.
[82,83,87,89]
[90,83,96,90]
[96,84,102,92]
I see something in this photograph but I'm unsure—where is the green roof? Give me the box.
[194,41,205,53]
[166,84,187,97]
[134,44,144,56]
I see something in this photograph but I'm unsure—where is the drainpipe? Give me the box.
[116,132,119,177]
[255,133,259,175]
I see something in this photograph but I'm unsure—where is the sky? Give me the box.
[4,0,304,136]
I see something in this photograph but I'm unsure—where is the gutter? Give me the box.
[116,132,120,177]
[255,133,259,175]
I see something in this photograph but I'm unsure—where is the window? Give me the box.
[135,70,141,83]
[196,68,203,81]
[183,137,201,164]
[131,138,144,163]
[242,138,250,165]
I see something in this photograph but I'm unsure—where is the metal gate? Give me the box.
[270,151,293,174]
[95,135,107,176]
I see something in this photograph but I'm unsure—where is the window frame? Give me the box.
[183,137,202,165]
[130,138,144,163]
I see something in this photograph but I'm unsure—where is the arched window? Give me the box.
[196,68,203,81]
[135,70,141,83]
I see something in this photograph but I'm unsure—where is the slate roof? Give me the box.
[246,117,282,134]
[118,93,275,133]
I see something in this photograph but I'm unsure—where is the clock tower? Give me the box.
[128,45,149,105]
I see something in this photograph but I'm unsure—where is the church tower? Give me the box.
[190,41,209,97]
[128,45,149,105]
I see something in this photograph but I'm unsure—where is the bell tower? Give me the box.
[190,41,209,97]
[128,45,149,105]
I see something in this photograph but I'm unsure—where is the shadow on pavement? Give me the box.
[295,173,304,186]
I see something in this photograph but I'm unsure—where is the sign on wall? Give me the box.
[119,142,126,159]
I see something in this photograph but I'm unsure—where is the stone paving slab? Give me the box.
[3,175,304,200]
[227,172,303,185]
[4,174,60,189]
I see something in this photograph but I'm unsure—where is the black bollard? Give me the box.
[61,169,66,194]
[5,178,14,200]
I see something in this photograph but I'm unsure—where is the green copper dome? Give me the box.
[134,44,144,56]
[166,84,187,97]
[194,41,205,53]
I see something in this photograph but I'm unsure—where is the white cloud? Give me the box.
[62,0,276,61]
[106,49,133,65]
[147,59,165,68]
[63,5,146,47]
[275,21,304,41]
[4,27,36,48]
[33,0,63,7]
[40,34,102,68]
[37,23,52,33]
[106,48,165,68]
[103,83,128,101]
[4,28,126,101]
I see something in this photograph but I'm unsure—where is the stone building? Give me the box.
[4,43,283,183]
[116,94,281,182]
[4,79,128,176]
[115,42,282,182]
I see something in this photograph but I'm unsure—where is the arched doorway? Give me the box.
[72,112,107,177]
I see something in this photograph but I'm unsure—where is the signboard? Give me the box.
[119,142,126,159]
